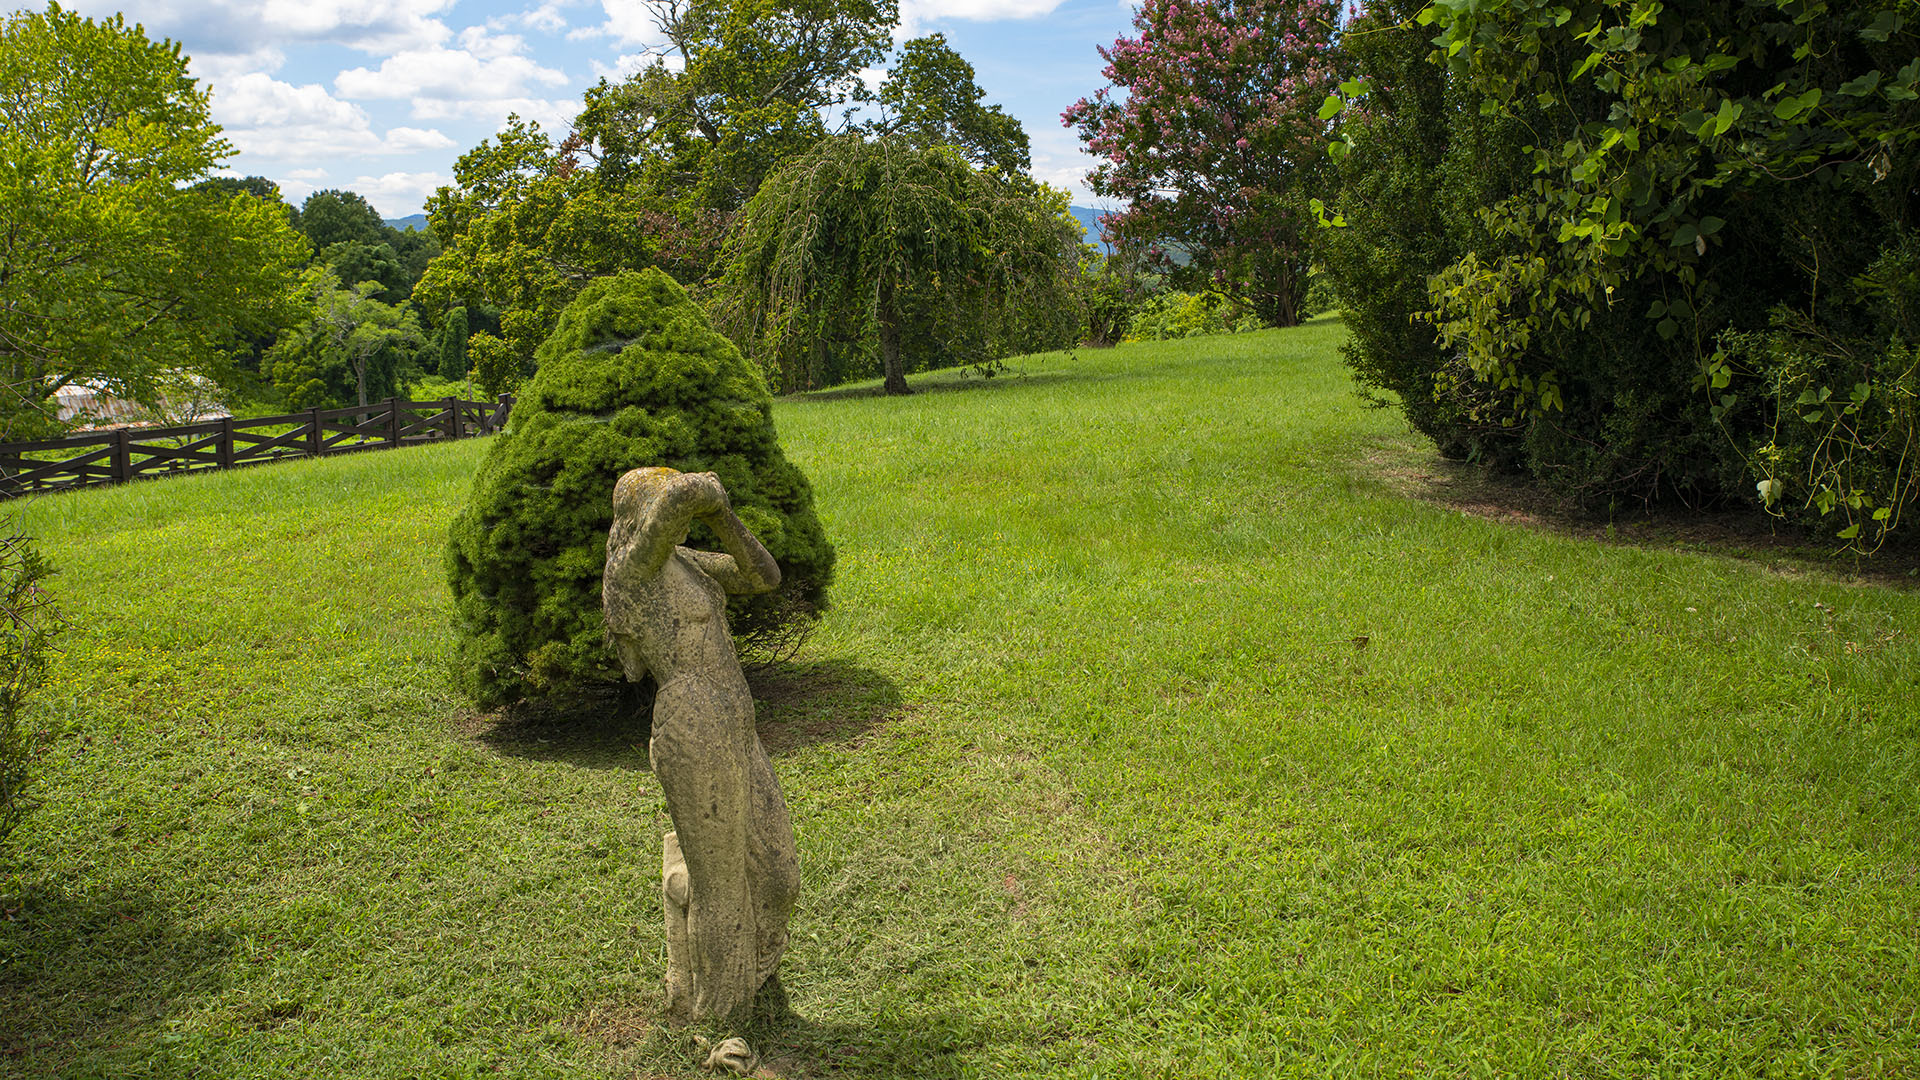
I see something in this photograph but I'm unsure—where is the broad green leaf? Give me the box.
[1839,70,1882,96]
[1860,10,1904,41]
[1709,98,1742,136]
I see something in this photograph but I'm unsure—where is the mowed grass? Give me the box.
[3,317,1918,1078]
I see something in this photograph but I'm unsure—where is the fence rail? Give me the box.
[0,395,514,499]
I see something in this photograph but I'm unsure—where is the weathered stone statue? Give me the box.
[603,467,799,1031]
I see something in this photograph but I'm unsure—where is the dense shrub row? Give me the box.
[1322,0,1919,548]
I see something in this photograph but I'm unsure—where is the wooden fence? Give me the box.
[0,395,515,499]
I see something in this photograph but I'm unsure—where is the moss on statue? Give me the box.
[446,268,834,708]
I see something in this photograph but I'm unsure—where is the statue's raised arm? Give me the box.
[606,468,780,595]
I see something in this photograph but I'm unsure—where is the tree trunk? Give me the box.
[879,280,910,395]
[1253,258,1307,328]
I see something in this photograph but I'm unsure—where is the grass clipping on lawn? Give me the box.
[445,267,834,708]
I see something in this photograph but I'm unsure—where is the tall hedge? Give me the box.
[1323,0,1920,548]
[446,268,834,708]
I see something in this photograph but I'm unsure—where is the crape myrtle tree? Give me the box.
[1064,0,1346,328]
[715,134,1084,394]
[1324,0,1920,548]
[447,268,834,708]
[0,3,307,438]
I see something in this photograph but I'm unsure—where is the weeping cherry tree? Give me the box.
[716,134,1083,394]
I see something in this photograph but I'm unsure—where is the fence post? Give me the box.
[111,427,132,484]
[218,415,235,468]
[495,393,513,433]
[308,406,323,457]
[443,396,458,440]
[388,397,402,447]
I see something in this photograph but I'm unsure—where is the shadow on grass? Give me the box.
[753,1012,997,1079]
[569,993,994,1080]
[750,658,902,757]
[467,658,903,770]
[0,882,230,1069]
[1358,434,1920,586]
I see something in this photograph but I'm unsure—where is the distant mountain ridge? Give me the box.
[1070,205,1114,255]
[383,214,429,232]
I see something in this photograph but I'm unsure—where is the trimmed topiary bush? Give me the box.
[446,268,834,709]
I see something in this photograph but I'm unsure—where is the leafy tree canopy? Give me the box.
[438,306,471,381]
[295,188,389,250]
[417,119,657,394]
[321,239,410,305]
[573,0,899,211]
[0,3,308,437]
[1065,0,1345,327]
[874,34,1030,175]
[716,134,1084,394]
[268,266,426,409]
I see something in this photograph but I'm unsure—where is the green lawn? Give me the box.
[3,318,1917,1078]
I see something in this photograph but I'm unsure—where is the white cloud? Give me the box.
[187,46,289,85]
[590,51,681,81]
[514,0,591,34]
[347,171,453,218]
[589,0,673,47]
[334,44,570,107]
[72,0,455,56]
[457,25,528,59]
[898,0,1067,35]
[210,74,460,163]
[385,126,459,151]
[1028,127,1100,203]
[215,74,364,129]
[277,177,321,207]
[395,95,582,140]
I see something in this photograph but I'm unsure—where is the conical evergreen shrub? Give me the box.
[446,268,834,708]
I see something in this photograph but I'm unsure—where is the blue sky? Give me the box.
[64,0,1140,218]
